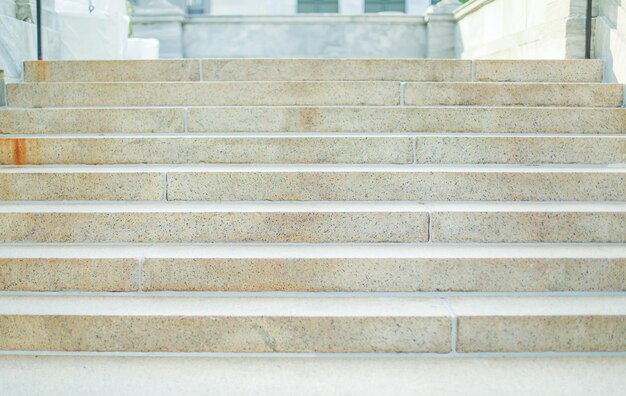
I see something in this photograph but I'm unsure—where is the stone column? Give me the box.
[425,0,461,58]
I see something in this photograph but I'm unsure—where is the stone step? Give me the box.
[0,202,622,243]
[1,244,624,292]
[6,82,401,107]
[2,166,623,201]
[22,59,604,83]
[2,107,626,134]
[0,295,624,353]
[404,82,624,107]
[2,355,625,396]
[6,82,623,107]
[0,135,623,165]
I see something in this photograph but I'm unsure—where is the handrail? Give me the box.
[585,0,592,59]
[36,0,43,60]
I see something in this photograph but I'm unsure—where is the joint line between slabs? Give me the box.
[183,107,189,133]
[442,298,458,354]
[400,82,406,107]
[136,257,145,292]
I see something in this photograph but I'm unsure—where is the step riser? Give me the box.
[0,212,429,243]
[0,315,451,353]
[404,83,624,107]
[0,137,413,165]
[167,172,626,202]
[456,316,626,352]
[22,59,604,83]
[0,172,624,201]
[432,212,626,243]
[187,108,626,134]
[3,107,625,134]
[0,211,622,243]
[3,258,624,292]
[7,82,622,107]
[7,82,402,107]
[0,137,622,165]
[1,295,624,353]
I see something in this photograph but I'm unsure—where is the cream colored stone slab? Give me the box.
[415,136,626,164]
[2,356,626,396]
[451,296,626,352]
[0,211,428,243]
[473,60,604,82]
[0,137,412,165]
[431,212,626,243]
[7,82,400,107]
[187,107,626,133]
[0,108,185,134]
[23,60,201,82]
[404,82,623,107]
[0,258,138,291]
[0,296,450,353]
[0,173,163,201]
[167,171,626,201]
[142,258,626,292]
[202,59,472,81]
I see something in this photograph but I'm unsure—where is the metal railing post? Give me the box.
[585,0,592,59]
[36,0,43,60]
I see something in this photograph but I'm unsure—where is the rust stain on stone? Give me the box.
[12,139,27,165]
[297,108,321,132]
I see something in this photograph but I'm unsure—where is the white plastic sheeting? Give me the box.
[54,0,129,59]
[126,37,159,59]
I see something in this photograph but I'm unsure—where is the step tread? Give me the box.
[0,295,448,316]
[2,295,625,316]
[0,201,623,212]
[2,356,625,396]
[2,164,625,172]
[1,244,625,259]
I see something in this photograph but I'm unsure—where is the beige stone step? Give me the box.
[0,166,623,201]
[414,135,626,164]
[3,107,626,134]
[450,296,626,352]
[0,135,622,165]
[3,244,623,292]
[6,82,401,107]
[0,202,622,243]
[7,81,622,107]
[473,60,604,82]
[0,295,451,353]
[22,59,604,83]
[0,136,413,165]
[0,295,624,353]
[164,167,626,202]
[186,107,626,134]
[404,82,623,107]
[0,202,429,243]
[24,59,471,83]
[0,171,164,201]
[2,355,626,396]
[430,203,626,243]
[0,108,185,134]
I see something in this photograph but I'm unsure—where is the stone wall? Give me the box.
[183,15,427,58]
[454,0,594,59]
[595,0,626,82]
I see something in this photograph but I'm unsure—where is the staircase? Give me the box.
[0,59,625,394]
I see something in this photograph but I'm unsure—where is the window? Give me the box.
[298,0,339,13]
[365,0,406,12]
